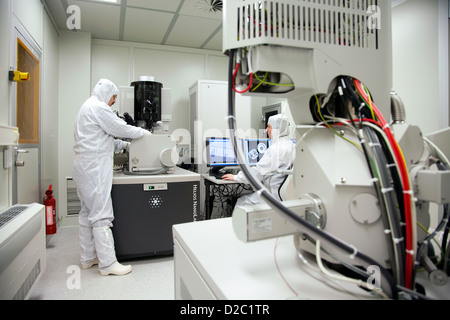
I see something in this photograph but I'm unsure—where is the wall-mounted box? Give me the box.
[0,125,19,146]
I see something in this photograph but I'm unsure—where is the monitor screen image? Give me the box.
[244,139,271,166]
[205,137,239,167]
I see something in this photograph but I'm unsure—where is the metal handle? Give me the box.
[14,147,29,167]
[15,160,25,167]
[15,147,29,155]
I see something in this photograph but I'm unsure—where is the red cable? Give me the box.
[354,79,414,289]
[232,63,254,94]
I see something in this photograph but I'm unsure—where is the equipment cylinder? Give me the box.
[131,78,163,129]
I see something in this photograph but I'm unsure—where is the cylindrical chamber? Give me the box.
[131,80,163,129]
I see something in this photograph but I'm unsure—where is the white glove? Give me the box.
[143,130,152,136]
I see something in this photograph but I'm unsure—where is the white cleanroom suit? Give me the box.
[233,114,295,206]
[73,78,148,276]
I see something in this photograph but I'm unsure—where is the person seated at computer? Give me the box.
[222,114,295,206]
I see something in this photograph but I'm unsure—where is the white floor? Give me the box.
[29,225,175,300]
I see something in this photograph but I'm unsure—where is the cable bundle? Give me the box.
[353,78,415,290]
[310,76,415,289]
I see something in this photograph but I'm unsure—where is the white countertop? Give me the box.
[173,218,379,300]
[113,167,200,184]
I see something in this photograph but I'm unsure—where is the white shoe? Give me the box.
[81,258,99,269]
[100,262,132,276]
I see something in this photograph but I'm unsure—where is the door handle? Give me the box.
[14,147,29,167]
[15,160,25,167]
[15,148,29,155]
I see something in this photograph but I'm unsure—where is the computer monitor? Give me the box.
[243,138,271,166]
[205,137,239,175]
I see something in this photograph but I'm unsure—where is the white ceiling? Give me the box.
[43,0,224,51]
[44,0,406,52]
[391,0,409,8]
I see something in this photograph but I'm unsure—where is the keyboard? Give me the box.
[209,169,237,180]
[209,173,224,179]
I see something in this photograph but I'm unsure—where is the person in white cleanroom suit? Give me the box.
[222,114,295,206]
[73,79,150,276]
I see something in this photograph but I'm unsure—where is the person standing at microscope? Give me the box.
[222,114,295,206]
[73,78,150,276]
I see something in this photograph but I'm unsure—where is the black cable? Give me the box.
[342,76,376,120]
[415,202,450,273]
[433,157,450,268]
[376,130,406,223]
[442,205,450,259]
[341,75,407,286]
[227,48,398,299]
[372,126,408,284]
[336,75,406,286]
[339,77,362,127]
[357,127,398,279]
[363,126,406,286]
[337,86,357,129]
[364,123,406,226]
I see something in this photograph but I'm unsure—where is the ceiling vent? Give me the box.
[195,0,223,13]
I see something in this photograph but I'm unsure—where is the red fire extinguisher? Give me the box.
[44,185,57,235]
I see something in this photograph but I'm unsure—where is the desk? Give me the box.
[203,175,252,219]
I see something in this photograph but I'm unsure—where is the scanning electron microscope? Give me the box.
[174,0,450,300]
[116,76,180,174]
[111,76,200,260]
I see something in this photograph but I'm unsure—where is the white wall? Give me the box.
[392,0,449,135]
[0,0,12,210]
[58,31,91,222]
[0,0,11,127]
[41,5,60,205]
[90,39,229,135]
[12,0,43,49]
